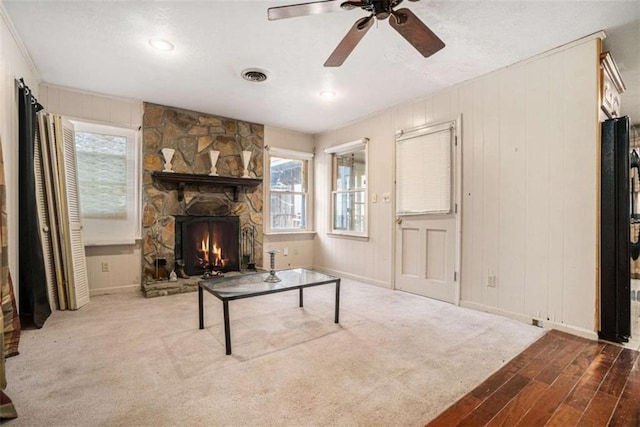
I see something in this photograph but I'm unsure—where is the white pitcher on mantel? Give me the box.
[242,150,251,178]
[209,150,220,176]
[161,148,175,173]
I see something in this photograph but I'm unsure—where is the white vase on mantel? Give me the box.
[209,150,220,176]
[161,148,175,173]
[242,150,251,178]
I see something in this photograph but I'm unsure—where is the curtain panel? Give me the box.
[18,80,50,328]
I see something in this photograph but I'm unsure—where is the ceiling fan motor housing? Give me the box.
[341,0,402,19]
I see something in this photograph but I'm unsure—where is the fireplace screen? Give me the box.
[175,216,240,276]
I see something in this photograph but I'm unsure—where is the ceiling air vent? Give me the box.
[241,68,269,83]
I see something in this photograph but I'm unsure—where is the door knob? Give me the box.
[395,217,403,225]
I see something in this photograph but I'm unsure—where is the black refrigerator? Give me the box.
[600,115,631,343]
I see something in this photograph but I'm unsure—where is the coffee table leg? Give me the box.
[299,288,304,307]
[335,279,340,323]
[223,300,232,355]
[198,285,204,330]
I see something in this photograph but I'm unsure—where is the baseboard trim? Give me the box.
[90,284,141,297]
[460,300,598,341]
[312,266,391,289]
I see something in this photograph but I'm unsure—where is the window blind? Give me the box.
[324,138,368,155]
[266,146,314,160]
[396,124,453,215]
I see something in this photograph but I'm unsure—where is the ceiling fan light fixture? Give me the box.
[241,68,269,83]
[148,38,174,52]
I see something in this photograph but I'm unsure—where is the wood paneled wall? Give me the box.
[38,84,142,129]
[314,35,601,337]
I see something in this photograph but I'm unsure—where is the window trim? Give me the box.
[71,119,141,246]
[326,138,369,238]
[265,146,314,234]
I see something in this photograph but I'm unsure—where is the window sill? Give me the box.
[84,239,138,247]
[327,232,369,242]
[264,231,316,237]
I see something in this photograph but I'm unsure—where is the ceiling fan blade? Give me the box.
[389,8,445,58]
[324,15,374,67]
[268,0,344,21]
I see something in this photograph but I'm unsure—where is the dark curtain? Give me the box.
[17,79,50,328]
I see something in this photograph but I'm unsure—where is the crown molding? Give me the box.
[0,2,41,83]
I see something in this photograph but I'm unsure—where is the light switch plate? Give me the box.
[372,193,377,203]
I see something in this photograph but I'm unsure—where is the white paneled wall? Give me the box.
[264,125,315,269]
[39,84,144,295]
[0,8,40,298]
[314,35,601,337]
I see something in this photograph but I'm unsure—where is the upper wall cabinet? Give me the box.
[600,51,626,121]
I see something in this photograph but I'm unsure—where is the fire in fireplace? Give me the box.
[175,216,240,276]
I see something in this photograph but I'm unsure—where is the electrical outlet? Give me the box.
[487,273,496,287]
[101,261,110,272]
[382,192,391,203]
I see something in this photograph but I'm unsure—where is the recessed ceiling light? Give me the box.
[319,90,336,99]
[149,38,174,52]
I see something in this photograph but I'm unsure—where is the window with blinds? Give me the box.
[71,120,140,245]
[396,122,453,215]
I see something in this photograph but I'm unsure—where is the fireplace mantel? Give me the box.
[152,172,262,202]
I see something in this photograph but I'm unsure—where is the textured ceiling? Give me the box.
[3,1,640,134]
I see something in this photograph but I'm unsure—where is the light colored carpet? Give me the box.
[5,278,544,426]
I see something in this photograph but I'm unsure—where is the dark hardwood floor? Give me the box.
[427,330,640,426]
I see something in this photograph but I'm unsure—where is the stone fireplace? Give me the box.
[141,103,263,297]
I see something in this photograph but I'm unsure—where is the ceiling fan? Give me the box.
[268,0,445,67]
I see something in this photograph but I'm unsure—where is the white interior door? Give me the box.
[395,213,456,302]
[394,120,460,304]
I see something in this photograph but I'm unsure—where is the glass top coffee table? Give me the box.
[198,268,341,355]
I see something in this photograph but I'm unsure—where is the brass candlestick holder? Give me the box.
[264,250,281,283]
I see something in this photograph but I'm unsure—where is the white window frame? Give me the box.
[265,146,314,234]
[71,119,141,246]
[325,138,369,238]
